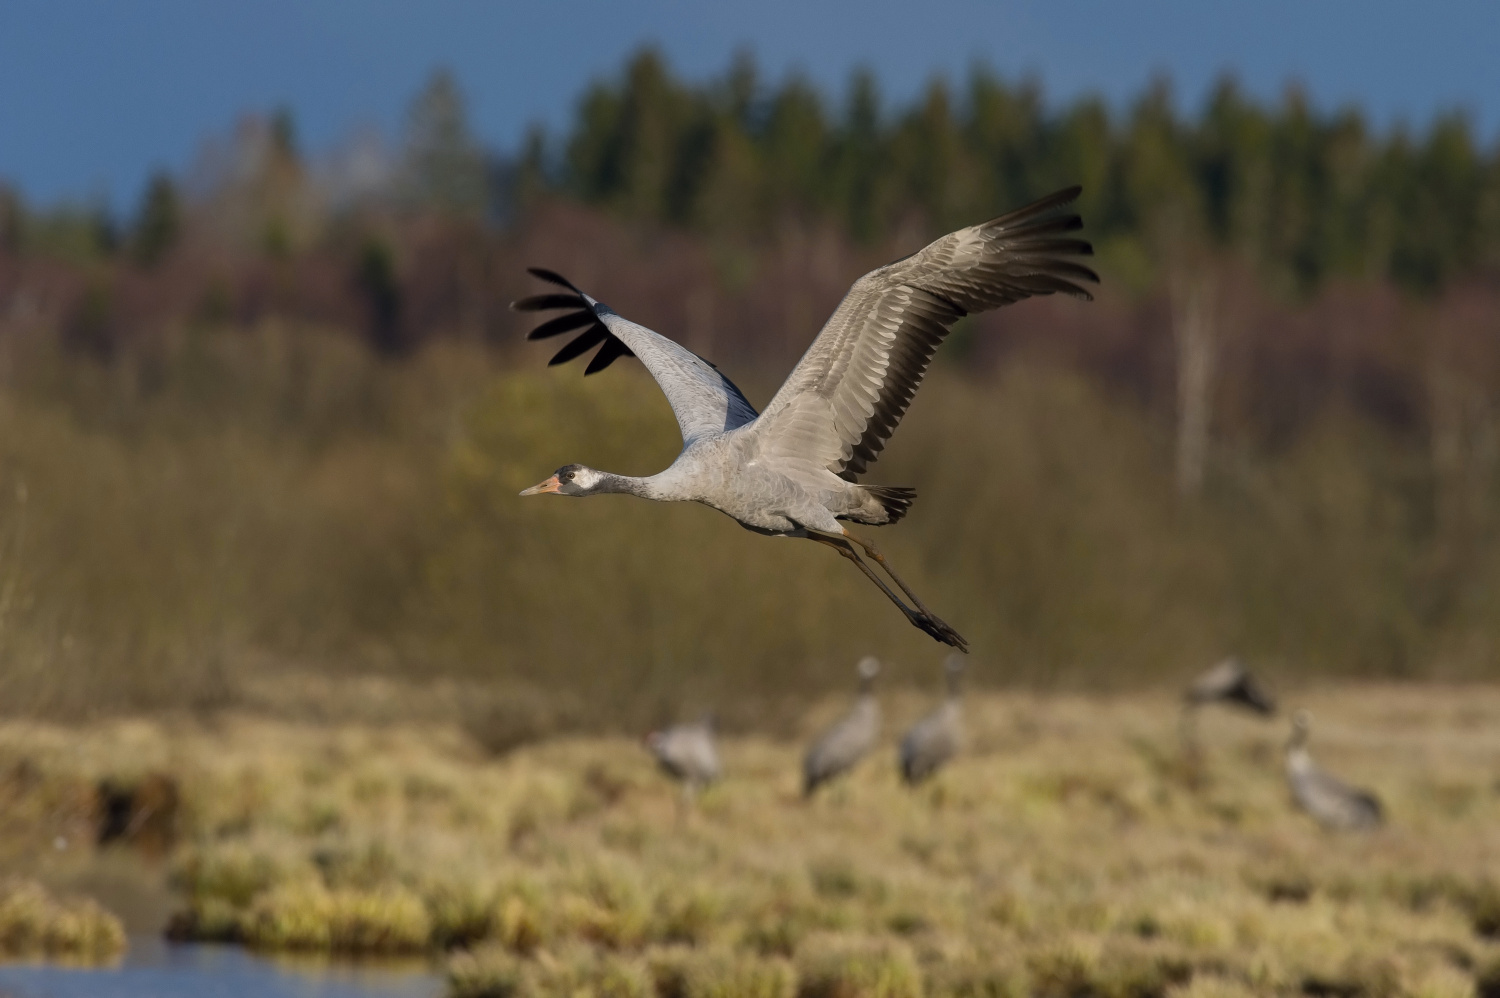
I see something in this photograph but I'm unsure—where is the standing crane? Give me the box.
[515,188,1097,651]
[803,656,882,797]
[646,716,721,805]
[899,656,965,785]
[1285,709,1383,830]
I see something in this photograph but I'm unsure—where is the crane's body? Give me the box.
[804,657,883,796]
[553,430,898,537]
[647,718,721,798]
[900,656,965,785]
[1285,710,1383,831]
[517,188,1097,650]
[900,701,962,785]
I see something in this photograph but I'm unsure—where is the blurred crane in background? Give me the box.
[1179,656,1277,758]
[646,716,721,807]
[1285,709,1384,830]
[803,656,882,797]
[516,187,1097,652]
[900,656,965,785]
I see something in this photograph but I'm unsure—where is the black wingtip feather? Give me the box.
[547,325,607,366]
[583,337,634,375]
[512,293,584,312]
[520,267,639,375]
[526,267,581,292]
[526,310,596,340]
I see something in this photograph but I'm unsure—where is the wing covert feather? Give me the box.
[591,305,759,442]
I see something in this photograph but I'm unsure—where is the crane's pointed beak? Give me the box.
[519,475,561,496]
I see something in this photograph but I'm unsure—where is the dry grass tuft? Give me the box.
[794,934,922,998]
[0,879,126,961]
[653,947,798,998]
[449,942,654,998]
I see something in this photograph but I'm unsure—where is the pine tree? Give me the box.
[544,47,1500,291]
[403,69,490,217]
[131,172,181,266]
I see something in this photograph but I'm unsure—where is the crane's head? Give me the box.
[944,654,965,696]
[520,464,607,497]
[1288,708,1313,749]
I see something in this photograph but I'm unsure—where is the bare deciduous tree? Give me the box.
[1172,270,1219,499]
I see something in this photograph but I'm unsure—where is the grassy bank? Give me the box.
[2,684,1499,994]
[3,323,1498,732]
[0,880,124,962]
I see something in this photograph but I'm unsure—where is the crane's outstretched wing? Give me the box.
[752,187,1098,481]
[514,269,758,445]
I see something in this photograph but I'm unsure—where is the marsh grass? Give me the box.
[0,879,125,961]
[2,685,1499,994]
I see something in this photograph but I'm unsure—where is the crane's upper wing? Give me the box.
[752,187,1098,481]
[514,269,759,445]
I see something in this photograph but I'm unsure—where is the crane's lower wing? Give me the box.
[750,187,1098,482]
[514,269,758,444]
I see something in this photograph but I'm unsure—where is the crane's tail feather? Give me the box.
[512,271,636,374]
[865,486,917,524]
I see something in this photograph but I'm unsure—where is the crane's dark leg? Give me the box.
[840,529,968,652]
[841,529,949,621]
[1175,704,1206,791]
[806,531,969,652]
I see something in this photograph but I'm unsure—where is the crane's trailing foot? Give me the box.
[909,610,969,652]
[844,528,969,653]
[808,529,969,652]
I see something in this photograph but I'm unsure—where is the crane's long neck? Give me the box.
[1285,726,1312,773]
[590,472,682,501]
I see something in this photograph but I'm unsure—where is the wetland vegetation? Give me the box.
[3,683,1499,996]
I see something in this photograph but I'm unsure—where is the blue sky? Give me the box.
[2,1,1497,209]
